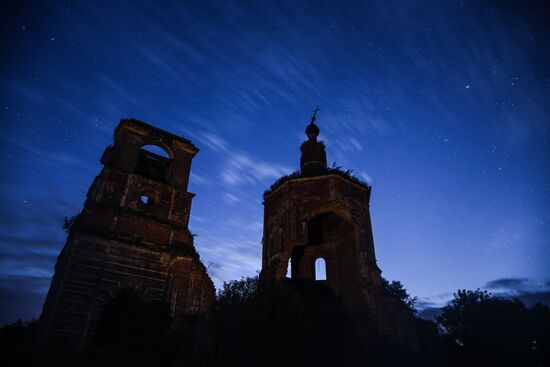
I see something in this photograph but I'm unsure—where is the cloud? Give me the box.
[349,138,364,152]
[220,152,290,187]
[2,82,47,105]
[485,278,530,290]
[0,234,62,324]
[416,277,550,320]
[198,133,229,152]
[197,237,261,289]
[0,275,50,325]
[223,192,241,204]
[196,132,291,187]
[417,307,443,321]
[359,172,373,184]
[189,172,211,186]
[483,277,550,307]
[246,221,263,233]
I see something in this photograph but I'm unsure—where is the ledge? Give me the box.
[263,168,370,198]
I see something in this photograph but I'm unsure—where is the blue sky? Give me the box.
[1,0,549,324]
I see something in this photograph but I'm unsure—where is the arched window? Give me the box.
[93,289,170,348]
[141,144,170,158]
[315,258,327,281]
[139,194,151,205]
[286,258,292,278]
[136,144,171,182]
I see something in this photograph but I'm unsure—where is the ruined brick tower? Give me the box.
[261,112,418,350]
[40,118,214,346]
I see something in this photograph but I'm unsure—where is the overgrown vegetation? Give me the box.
[213,276,381,366]
[2,282,549,367]
[62,215,77,234]
[213,276,321,366]
[381,277,418,314]
[263,163,369,197]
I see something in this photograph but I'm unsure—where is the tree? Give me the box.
[436,289,545,367]
[213,276,363,367]
[381,277,417,314]
[215,275,258,311]
[529,303,550,366]
[62,215,77,234]
[214,276,316,366]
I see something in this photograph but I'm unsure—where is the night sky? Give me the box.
[1,1,549,324]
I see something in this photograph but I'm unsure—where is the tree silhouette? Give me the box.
[3,280,548,367]
[62,215,77,233]
[213,276,369,367]
[381,277,417,314]
[437,289,550,367]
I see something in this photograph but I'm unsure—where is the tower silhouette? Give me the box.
[261,111,418,350]
[40,119,214,346]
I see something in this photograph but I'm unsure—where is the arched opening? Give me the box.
[286,258,292,278]
[135,144,172,182]
[139,194,151,205]
[315,258,327,281]
[141,144,170,158]
[307,212,353,246]
[92,290,171,358]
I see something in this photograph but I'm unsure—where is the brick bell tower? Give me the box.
[40,118,214,346]
[261,110,418,350]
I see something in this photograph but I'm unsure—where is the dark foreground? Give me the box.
[1,279,549,367]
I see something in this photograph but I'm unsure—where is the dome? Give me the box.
[305,121,320,137]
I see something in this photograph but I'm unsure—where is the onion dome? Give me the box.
[306,120,320,138]
[305,106,321,140]
[300,107,327,174]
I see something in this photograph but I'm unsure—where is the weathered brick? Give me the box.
[41,119,214,347]
[261,118,419,351]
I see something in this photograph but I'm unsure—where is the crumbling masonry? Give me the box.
[41,115,418,352]
[40,119,214,346]
[260,113,419,350]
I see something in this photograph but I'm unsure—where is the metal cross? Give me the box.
[313,106,320,117]
[311,106,320,122]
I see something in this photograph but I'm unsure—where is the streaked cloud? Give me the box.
[196,131,292,187]
[223,192,241,204]
[220,152,291,187]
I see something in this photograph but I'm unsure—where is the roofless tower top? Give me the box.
[261,109,419,351]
